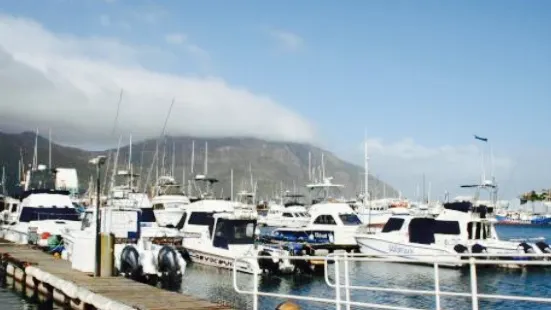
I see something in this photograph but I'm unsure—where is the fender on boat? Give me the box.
[119,245,142,281]
[453,244,469,254]
[518,242,535,254]
[536,241,551,253]
[471,244,487,255]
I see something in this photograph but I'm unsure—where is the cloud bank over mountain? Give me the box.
[0,15,316,148]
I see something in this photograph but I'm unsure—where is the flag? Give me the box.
[474,135,488,142]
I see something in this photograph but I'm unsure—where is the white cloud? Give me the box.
[269,29,304,52]
[359,138,518,199]
[0,15,315,148]
[164,33,186,45]
[164,33,210,66]
[131,5,167,25]
[99,14,111,27]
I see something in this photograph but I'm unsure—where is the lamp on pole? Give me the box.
[89,155,107,277]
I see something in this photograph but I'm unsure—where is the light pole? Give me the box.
[89,155,107,277]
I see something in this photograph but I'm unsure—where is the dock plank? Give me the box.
[0,244,233,309]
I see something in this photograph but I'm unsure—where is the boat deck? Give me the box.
[0,243,232,309]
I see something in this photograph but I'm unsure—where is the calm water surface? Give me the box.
[3,226,551,310]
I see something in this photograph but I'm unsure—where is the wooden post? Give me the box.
[100,233,115,277]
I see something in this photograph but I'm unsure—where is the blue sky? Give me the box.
[1,0,550,199]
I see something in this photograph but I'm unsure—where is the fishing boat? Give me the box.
[355,184,551,268]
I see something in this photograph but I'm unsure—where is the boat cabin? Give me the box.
[377,201,497,245]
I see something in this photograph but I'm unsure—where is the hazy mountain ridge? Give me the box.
[0,132,398,199]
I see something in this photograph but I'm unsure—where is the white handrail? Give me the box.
[233,253,551,310]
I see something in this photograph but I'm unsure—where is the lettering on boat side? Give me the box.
[190,252,234,268]
[388,244,414,255]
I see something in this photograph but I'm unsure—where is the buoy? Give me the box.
[275,301,301,310]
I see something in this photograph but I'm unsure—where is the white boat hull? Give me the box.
[355,236,463,267]
[186,248,260,274]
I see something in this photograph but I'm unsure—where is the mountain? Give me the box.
[0,131,398,199]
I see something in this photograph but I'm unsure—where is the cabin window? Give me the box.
[408,218,435,245]
[282,213,293,217]
[139,208,156,223]
[153,203,165,210]
[382,218,404,233]
[10,204,18,213]
[433,220,460,235]
[0,201,5,212]
[213,219,256,249]
[19,207,80,223]
[313,215,337,225]
[339,214,362,225]
[188,212,215,225]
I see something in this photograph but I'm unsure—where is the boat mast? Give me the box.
[32,128,38,170]
[308,151,312,182]
[364,131,372,230]
[230,168,234,201]
[48,128,52,168]
[128,134,133,188]
[171,140,176,177]
[204,141,208,175]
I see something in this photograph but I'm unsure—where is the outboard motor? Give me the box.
[258,250,279,274]
[157,246,184,290]
[536,241,551,254]
[518,242,535,254]
[119,246,143,281]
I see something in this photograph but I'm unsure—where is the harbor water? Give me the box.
[3,225,551,310]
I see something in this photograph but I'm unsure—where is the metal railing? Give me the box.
[232,253,551,310]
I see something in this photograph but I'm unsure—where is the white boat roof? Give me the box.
[309,202,355,214]
[21,192,74,208]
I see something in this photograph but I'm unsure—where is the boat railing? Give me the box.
[233,252,551,310]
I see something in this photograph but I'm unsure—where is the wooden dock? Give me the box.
[0,243,233,310]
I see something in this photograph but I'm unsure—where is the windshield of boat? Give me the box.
[339,213,362,225]
[213,219,256,248]
[19,207,80,222]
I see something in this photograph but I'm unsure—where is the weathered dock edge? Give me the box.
[0,244,233,310]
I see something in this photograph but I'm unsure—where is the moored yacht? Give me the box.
[355,191,551,268]
[151,176,190,227]
[0,189,81,246]
[258,192,310,228]
[266,177,362,252]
